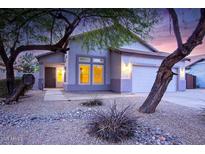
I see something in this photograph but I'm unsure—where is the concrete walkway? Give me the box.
[44,88,205,109]
[44,89,67,101]
[63,91,137,101]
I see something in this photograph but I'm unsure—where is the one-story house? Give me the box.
[36,33,187,93]
[186,56,205,88]
[0,61,22,80]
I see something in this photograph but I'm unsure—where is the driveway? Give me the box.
[137,89,205,109]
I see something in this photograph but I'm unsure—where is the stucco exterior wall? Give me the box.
[38,52,65,64]
[189,61,205,88]
[110,52,121,92]
[120,41,153,52]
[36,38,186,92]
[65,39,156,92]
[120,54,186,92]
[64,39,111,91]
[38,52,65,89]
[110,52,186,93]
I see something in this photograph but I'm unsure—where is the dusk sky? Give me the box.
[148,8,205,57]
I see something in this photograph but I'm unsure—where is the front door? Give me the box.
[45,67,56,88]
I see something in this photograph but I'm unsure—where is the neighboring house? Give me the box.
[36,33,187,93]
[0,61,23,80]
[186,57,205,88]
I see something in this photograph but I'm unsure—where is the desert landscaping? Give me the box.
[0,90,204,145]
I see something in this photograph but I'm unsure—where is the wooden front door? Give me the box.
[45,67,56,88]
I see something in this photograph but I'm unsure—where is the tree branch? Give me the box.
[167,8,183,48]
[9,11,81,63]
[17,10,51,32]
[50,12,72,26]
[185,9,205,50]
[0,38,9,64]
[9,43,69,64]
[50,16,56,44]
[56,18,81,47]
[10,28,20,52]
[161,8,205,68]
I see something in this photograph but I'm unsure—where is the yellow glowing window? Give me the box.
[93,65,104,84]
[57,68,64,82]
[79,64,90,84]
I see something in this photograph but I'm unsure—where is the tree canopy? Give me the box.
[16,53,39,73]
[0,9,159,56]
[0,8,159,95]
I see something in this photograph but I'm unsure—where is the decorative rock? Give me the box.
[159,136,166,141]
[0,108,183,145]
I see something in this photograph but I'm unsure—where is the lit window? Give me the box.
[93,58,104,63]
[79,64,90,84]
[57,68,64,82]
[79,57,91,63]
[93,65,104,84]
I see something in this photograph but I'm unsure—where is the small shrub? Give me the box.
[81,99,103,107]
[87,103,137,143]
[81,94,103,107]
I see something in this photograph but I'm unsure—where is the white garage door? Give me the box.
[132,66,177,93]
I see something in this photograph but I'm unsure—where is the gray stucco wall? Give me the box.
[110,52,121,92]
[64,39,111,91]
[121,54,186,92]
[110,52,133,93]
[110,52,186,93]
[189,61,205,88]
[38,52,65,89]
[38,52,65,64]
[36,39,186,92]
[121,41,153,52]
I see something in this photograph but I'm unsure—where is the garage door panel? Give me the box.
[132,66,177,93]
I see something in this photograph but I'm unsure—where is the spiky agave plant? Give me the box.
[87,103,138,143]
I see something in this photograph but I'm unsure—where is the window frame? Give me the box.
[78,56,91,63]
[92,64,104,85]
[78,63,91,85]
[92,58,104,64]
[77,55,106,86]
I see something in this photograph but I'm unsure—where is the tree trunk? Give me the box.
[6,63,15,95]
[4,74,35,104]
[139,8,205,114]
[139,49,185,113]
[139,65,174,113]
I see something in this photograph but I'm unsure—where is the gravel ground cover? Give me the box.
[0,90,204,144]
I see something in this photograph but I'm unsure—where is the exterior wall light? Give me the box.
[179,67,185,80]
[121,62,132,79]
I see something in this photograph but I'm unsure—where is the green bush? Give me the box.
[0,78,22,98]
